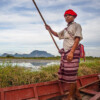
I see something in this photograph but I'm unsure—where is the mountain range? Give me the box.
[1,50,54,57]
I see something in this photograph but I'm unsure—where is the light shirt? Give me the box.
[57,22,83,52]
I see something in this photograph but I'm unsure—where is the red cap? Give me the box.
[64,9,77,18]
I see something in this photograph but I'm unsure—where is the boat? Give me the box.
[0,73,100,100]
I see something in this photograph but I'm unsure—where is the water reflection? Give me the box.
[31,62,49,66]
[0,60,60,70]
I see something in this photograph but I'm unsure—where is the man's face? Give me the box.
[64,14,75,23]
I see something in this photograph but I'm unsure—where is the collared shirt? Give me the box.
[57,22,83,52]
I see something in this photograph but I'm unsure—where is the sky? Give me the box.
[0,0,100,57]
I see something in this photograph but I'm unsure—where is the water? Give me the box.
[0,59,60,70]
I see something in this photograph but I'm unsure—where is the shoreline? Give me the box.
[0,58,60,63]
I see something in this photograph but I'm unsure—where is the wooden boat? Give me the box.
[0,73,100,100]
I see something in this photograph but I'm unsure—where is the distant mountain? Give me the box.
[2,53,14,57]
[1,50,54,57]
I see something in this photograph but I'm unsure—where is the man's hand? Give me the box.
[67,51,74,62]
[66,37,80,62]
[45,24,58,37]
[45,24,51,31]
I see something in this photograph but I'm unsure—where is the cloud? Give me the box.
[0,0,100,57]
[82,17,100,45]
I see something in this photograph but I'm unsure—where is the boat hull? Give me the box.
[0,74,100,100]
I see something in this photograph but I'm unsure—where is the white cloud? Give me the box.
[0,0,100,57]
[82,17,100,43]
[85,47,100,57]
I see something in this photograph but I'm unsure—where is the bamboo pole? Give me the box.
[32,0,59,51]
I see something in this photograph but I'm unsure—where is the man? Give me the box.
[45,9,83,100]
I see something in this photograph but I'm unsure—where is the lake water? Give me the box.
[0,59,60,70]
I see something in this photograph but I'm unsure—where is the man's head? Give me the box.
[64,9,77,23]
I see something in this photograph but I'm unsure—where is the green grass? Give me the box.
[0,58,100,88]
[78,59,100,76]
[0,63,59,88]
[0,56,99,60]
[0,56,60,60]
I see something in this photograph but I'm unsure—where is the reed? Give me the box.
[0,58,100,88]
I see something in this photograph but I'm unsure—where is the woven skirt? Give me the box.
[58,45,80,83]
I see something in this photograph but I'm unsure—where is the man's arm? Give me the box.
[67,37,80,62]
[70,37,80,53]
[45,24,58,37]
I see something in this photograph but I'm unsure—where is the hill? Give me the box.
[1,50,54,57]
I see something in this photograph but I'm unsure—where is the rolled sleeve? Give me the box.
[57,29,64,40]
[74,24,83,41]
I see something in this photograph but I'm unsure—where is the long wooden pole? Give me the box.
[32,0,59,51]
